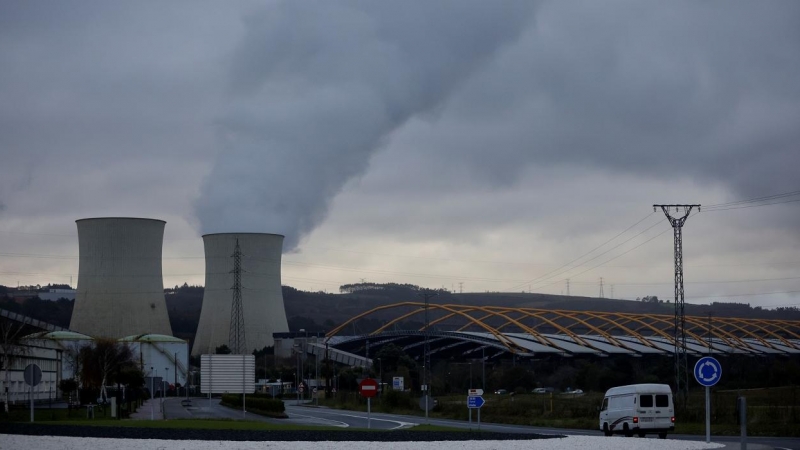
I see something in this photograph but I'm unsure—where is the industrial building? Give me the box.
[69,218,173,339]
[121,334,189,388]
[192,233,289,355]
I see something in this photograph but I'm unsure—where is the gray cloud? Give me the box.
[425,2,800,198]
[194,0,536,250]
[1,1,799,304]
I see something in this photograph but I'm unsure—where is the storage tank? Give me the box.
[192,233,289,355]
[69,218,173,338]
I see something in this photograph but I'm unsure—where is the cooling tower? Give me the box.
[192,233,289,355]
[69,218,173,338]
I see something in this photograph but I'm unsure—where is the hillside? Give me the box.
[3,282,799,348]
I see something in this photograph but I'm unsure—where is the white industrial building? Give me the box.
[1,337,64,404]
[70,217,173,338]
[192,233,289,355]
[11,331,189,401]
[121,334,189,388]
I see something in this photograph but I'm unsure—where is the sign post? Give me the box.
[24,364,42,423]
[359,378,378,429]
[467,389,485,432]
[694,356,722,444]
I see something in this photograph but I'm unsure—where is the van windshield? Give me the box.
[656,394,669,407]
[601,398,608,411]
[640,394,653,407]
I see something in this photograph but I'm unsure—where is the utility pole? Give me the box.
[418,289,438,424]
[229,239,246,354]
[458,282,463,294]
[565,279,570,296]
[707,313,713,355]
[610,284,614,299]
[654,204,700,405]
[599,277,604,298]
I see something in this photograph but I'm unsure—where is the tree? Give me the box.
[0,318,29,412]
[78,339,140,403]
[215,344,232,354]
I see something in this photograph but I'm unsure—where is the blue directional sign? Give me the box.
[467,395,485,409]
[694,356,722,387]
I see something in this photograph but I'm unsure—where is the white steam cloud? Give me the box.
[194,1,536,251]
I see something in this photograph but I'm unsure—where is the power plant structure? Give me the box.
[192,233,289,355]
[69,217,173,339]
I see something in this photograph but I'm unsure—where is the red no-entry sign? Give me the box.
[359,378,378,398]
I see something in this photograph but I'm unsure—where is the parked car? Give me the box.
[562,388,584,396]
[533,387,555,394]
[494,389,508,395]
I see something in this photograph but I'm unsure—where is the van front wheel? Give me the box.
[658,432,667,439]
[603,423,611,437]
[623,423,632,437]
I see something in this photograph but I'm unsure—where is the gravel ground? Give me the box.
[0,423,554,441]
[0,422,725,449]
[0,434,725,450]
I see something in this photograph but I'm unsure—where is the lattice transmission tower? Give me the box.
[229,238,247,354]
[654,204,700,403]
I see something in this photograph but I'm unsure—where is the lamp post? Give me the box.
[293,344,301,405]
[165,368,169,400]
[377,358,382,395]
[149,367,154,421]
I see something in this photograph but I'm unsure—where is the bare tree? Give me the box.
[79,339,136,403]
[0,318,29,412]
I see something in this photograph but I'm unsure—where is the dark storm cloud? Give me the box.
[426,2,800,198]
[194,0,537,250]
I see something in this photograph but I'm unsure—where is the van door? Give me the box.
[599,397,609,429]
[653,393,673,429]
[638,394,655,429]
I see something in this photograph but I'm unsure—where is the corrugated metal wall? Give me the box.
[200,354,255,394]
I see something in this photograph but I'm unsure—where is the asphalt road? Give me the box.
[166,398,799,450]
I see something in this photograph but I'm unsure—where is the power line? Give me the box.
[506,212,659,291]
[703,189,800,209]
[703,198,800,212]
[531,226,673,291]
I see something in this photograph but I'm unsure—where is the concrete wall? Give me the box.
[70,218,173,338]
[192,233,289,355]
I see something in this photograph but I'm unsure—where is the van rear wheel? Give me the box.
[658,432,667,439]
[637,432,646,437]
[623,423,632,437]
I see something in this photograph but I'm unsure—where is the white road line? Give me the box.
[298,410,416,429]
[285,411,350,428]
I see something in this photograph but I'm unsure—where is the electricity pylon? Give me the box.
[654,204,700,404]
[229,238,246,354]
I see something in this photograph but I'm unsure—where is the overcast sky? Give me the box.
[1,1,799,308]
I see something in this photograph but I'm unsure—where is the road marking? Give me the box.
[285,411,349,428]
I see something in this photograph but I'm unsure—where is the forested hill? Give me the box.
[281,283,800,330]
[2,282,798,347]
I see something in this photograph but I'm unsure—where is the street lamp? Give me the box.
[164,368,169,401]
[377,358,382,395]
[149,367,154,421]
[293,344,301,405]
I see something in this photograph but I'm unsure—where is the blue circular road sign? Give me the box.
[694,356,722,387]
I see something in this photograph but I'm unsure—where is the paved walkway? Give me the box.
[129,398,164,420]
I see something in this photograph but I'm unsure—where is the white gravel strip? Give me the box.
[0,435,725,450]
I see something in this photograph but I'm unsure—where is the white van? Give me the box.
[599,383,675,439]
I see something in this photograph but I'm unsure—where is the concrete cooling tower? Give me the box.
[69,218,173,338]
[192,233,289,355]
